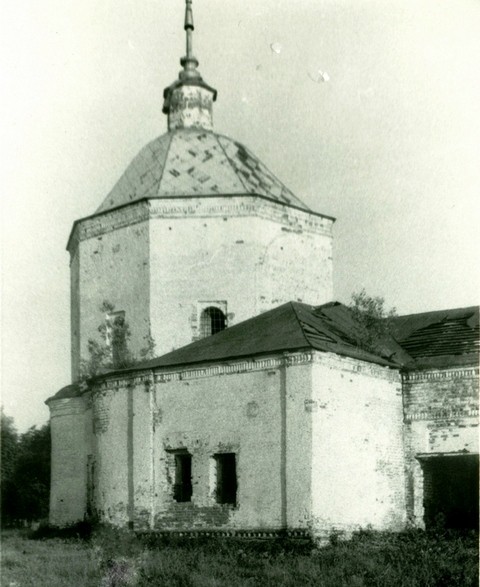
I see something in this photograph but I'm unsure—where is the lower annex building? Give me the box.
[46,2,479,538]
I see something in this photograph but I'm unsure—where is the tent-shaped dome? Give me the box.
[96,129,310,214]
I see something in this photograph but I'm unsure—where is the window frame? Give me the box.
[168,449,193,503]
[211,453,237,506]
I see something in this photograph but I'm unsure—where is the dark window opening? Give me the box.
[173,452,192,503]
[200,307,226,338]
[420,454,479,530]
[214,453,237,505]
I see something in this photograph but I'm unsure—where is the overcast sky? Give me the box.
[2,0,479,431]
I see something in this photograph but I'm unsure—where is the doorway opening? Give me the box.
[418,453,478,530]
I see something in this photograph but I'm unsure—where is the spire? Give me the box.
[162,0,217,131]
[180,0,200,80]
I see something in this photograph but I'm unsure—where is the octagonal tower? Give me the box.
[67,1,334,381]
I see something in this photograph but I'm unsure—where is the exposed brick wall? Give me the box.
[403,368,478,421]
[402,366,479,527]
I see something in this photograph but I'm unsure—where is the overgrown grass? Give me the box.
[1,526,478,586]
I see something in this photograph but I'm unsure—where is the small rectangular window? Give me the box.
[173,452,192,503]
[214,453,237,505]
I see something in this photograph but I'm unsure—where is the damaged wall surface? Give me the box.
[69,196,333,381]
[47,7,478,536]
[49,349,413,537]
[403,366,479,528]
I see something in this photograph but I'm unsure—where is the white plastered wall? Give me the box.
[310,352,406,538]
[49,396,91,526]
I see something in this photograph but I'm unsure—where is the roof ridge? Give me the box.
[238,141,309,210]
[215,134,251,194]
[155,131,175,195]
[289,301,315,349]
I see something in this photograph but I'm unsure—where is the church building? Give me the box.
[47,2,479,539]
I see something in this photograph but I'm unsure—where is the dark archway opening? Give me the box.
[420,453,479,530]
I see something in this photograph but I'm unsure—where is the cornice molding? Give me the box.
[95,352,313,391]
[402,367,479,383]
[68,196,333,253]
[405,408,479,422]
[94,349,403,393]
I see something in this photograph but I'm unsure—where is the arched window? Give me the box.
[200,306,226,338]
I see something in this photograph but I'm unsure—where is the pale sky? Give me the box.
[2,0,479,431]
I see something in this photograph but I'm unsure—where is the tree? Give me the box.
[1,411,51,526]
[13,423,51,522]
[1,408,18,525]
[349,289,397,353]
[80,301,156,380]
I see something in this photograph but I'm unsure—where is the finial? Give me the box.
[180,0,199,79]
[185,0,194,59]
[162,0,217,130]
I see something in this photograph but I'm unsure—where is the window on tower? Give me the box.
[200,306,227,338]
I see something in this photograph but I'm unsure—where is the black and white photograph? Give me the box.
[1,1,479,585]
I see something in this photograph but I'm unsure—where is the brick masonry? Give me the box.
[402,366,479,526]
[49,350,422,535]
[68,196,333,381]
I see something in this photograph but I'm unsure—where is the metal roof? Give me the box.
[391,306,479,369]
[47,303,479,403]
[99,301,409,375]
[95,129,310,214]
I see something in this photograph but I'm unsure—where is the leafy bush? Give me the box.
[349,289,397,353]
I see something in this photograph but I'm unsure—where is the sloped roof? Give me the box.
[45,382,86,404]
[112,301,408,374]
[391,306,479,369]
[47,302,479,403]
[95,129,310,214]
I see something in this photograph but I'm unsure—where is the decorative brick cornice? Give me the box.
[95,351,313,391]
[68,196,333,253]
[405,408,479,422]
[68,201,150,252]
[94,349,405,393]
[402,367,479,383]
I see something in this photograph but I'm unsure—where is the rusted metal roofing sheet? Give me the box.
[391,306,479,369]
[95,129,309,214]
